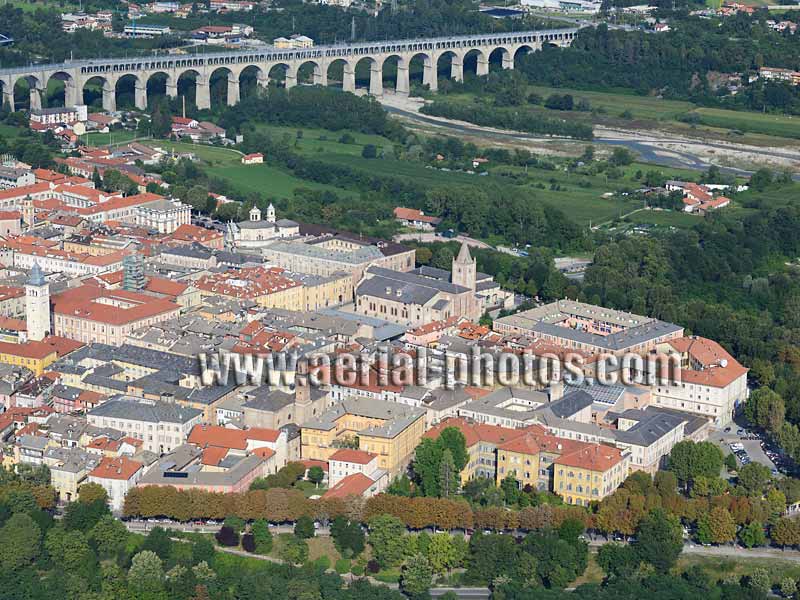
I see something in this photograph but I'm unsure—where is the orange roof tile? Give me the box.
[329,448,376,465]
[89,456,143,480]
[322,472,375,499]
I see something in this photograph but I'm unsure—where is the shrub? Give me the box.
[351,563,365,576]
[241,533,255,553]
[367,559,381,574]
[215,526,239,547]
[315,555,331,571]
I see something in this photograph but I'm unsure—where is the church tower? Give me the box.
[452,242,476,291]
[249,206,262,222]
[266,203,276,223]
[25,262,50,342]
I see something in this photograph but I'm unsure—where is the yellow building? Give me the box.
[0,340,58,376]
[553,445,629,507]
[301,397,425,476]
[496,433,542,490]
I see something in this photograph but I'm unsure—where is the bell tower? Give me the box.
[25,262,50,342]
[452,242,476,291]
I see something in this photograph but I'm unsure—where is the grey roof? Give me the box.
[304,397,424,438]
[565,381,627,406]
[242,386,294,412]
[28,262,46,286]
[89,396,202,424]
[162,244,214,260]
[494,300,683,351]
[139,445,267,487]
[547,390,594,418]
[265,239,383,265]
[614,407,687,446]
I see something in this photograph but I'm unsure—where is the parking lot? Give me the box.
[711,424,791,476]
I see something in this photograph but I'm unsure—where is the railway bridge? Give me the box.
[0,28,577,112]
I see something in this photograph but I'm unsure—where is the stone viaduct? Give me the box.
[0,28,577,112]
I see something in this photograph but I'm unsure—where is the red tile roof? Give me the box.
[51,285,180,326]
[322,472,375,499]
[89,456,143,480]
[329,448,376,465]
[554,444,624,472]
[393,207,441,225]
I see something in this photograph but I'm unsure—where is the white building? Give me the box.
[88,456,144,511]
[88,396,203,455]
[327,448,387,488]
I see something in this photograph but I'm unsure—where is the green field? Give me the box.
[144,139,358,199]
[249,124,395,157]
[84,130,142,147]
[693,107,800,139]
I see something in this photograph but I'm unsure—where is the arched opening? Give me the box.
[326,59,348,91]
[13,76,40,111]
[380,55,400,94]
[239,65,266,99]
[147,71,171,108]
[463,49,489,79]
[82,76,109,110]
[46,72,73,108]
[514,44,534,68]
[268,63,290,88]
[177,70,200,108]
[297,60,322,86]
[353,57,377,94]
[408,52,434,93]
[489,47,511,71]
[436,50,464,91]
[115,74,140,109]
[209,66,233,107]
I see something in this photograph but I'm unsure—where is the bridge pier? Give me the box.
[369,63,383,97]
[195,77,211,110]
[476,56,489,77]
[227,74,240,106]
[166,81,178,99]
[285,66,297,89]
[134,83,147,110]
[64,80,80,107]
[502,52,514,70]
[29,84,42,111]
[423,62,437,92]
[451,56,464,82]
[342,64,355,93]
[102,81,116,112]
[396,64,409,96]
[313,66,326,86]
[1,88,12,111]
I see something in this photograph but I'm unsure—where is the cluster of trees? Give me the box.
[0,469,410,600]
[420,98,594,140]
[219,86,405,140]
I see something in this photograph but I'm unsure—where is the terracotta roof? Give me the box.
[89,456,143,480]
[329,448,376,465]
[145,277,188,297]
[322,472,375,499]
[0,317,26,331]
[201,446,229,466]
[554,444,624,473]
[196,266,301,300]
[393,207,441,224]
[52,285,180,326]
[188,424,280,450]
[498,432,541,455]
[0,210,21,220]
[0,340,57,360]
[666,336,748,388]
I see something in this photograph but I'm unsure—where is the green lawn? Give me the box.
[693,107,800,140]
[624,208,701,228]
[144,139,357,199]
[247,124,395,157]
[84,130,142,147]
